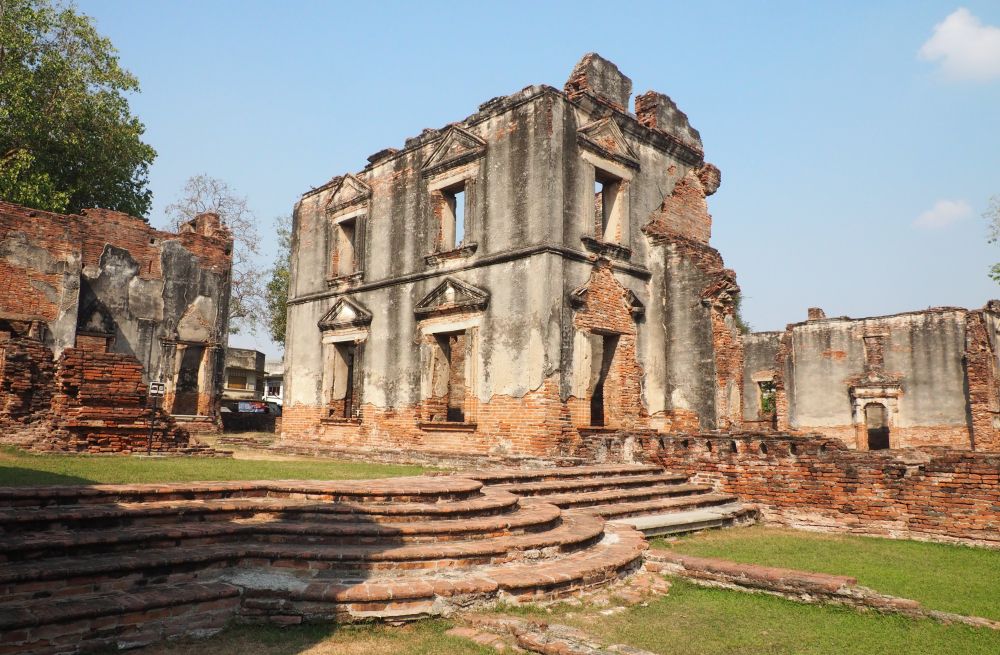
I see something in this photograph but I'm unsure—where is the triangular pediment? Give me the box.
[577,118,639,168]
[318,298,372,331]
[326,174,371,214]
[569,268,645,320]
[421,126,486,176]
[414,277,489,316]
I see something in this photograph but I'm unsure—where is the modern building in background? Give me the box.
[222,348,266,408]
[263,360,284,407]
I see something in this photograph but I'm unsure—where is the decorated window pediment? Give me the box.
[318,298,372,331]
[414,277,489,317]
[569,282,645,319]
[577,118,639,169]
[421,126,486,177]
[325,174,371,215]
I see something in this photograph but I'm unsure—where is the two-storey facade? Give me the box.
[281,54,743,458]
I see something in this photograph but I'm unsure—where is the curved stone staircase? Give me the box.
[0,475,646,654]
[471,463,756,536]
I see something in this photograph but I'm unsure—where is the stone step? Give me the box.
[0,503,564,561]
[0,581,240,654]
[229,522,646,620]
[608,502,754,536]
[0,513,607,596]
[0,489,520,534]
[530,482,716,509]
[494,472,689,496]
[585,492,740,520]
[469,464,662,485]
[0,476,482,508]
[483,521,647,601]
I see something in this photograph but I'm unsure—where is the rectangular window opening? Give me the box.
[336,217,357,276]
[758,380,776,415]
[439,183,466,251]
[594,169,623,243]
[328,342,358,419]
[590,334,619,427]
[430,330,467,422]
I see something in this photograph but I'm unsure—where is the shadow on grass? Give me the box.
[0,465,95,486]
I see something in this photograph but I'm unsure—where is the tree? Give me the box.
[0,0,156,216]
[265,214,291,346]
[166,175,266,334]
[986,195,1000,283]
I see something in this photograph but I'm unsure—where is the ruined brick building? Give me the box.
[0,200,233,452]
[282,54,742,458]
[281,53,1000,458]
[742,305,1000,452]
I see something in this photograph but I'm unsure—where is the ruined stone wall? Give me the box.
[0,201,233,451]
[643,433,1000,547]
[742,307,1000,450]
[0,203,82,352]
[42,346,204,454]
[741,331,782,428]
[0,322,55,440]
[640,228,742,432]
[0,202,232,373]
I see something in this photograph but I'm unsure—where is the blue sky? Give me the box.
[76,1,1000,359]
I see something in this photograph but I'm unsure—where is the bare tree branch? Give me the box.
[166,174,266,333]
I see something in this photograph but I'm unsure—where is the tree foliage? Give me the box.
[986,195,1000,283]
[733,292,752,335]
[0,0,156,216]
[166,175,266,334]
[265,214,291,346]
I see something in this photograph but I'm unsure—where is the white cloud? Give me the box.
[913,199,972,229]
[918,8,1000,81]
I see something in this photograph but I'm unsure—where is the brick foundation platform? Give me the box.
[0,467,708,654]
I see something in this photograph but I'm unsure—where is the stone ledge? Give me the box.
[417,421,478,432]
[646,550,1000,630]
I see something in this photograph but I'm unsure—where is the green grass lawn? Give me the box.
[520,579,1000,655]
[653,526,1000,621]
[105,620,490,655]
[0,446,430,486]
[102,582,1000,655]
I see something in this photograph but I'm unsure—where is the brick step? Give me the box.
[227,522,646,621]
[484,521,647,601]
[0,582,240,654]
[529,482,716,509]
[585,492,740,520]
[0,513,606,597]
[608,502,756,536]
[0,476,483,508]
[494,472,689,496]
[0,489,520,535]
[468,464,662,485]
[0,503,564,561]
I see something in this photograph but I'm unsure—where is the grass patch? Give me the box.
[653,526,1000,620]
[0,446,430,486]
[108,620,491,655]
[513,579,1000,655]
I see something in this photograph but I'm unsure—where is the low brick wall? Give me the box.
[631,432,999,548]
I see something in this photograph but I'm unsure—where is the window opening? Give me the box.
[865,403,890,450]
[438,183,466,251]
[326,342,360,419]
[594,169,623,243]
[758,380,776,415]
[590,334,619,426]
[336,217,357,276]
